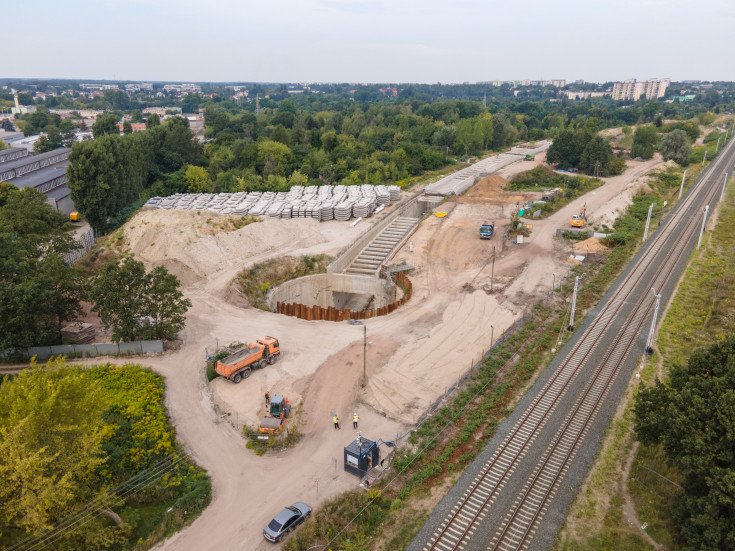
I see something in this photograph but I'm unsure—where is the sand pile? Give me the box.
[574,236,606,253]
[457,174,530,205]
[122,209,356,286]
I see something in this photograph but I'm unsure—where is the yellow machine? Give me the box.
[69,211,81,222]
[570,204,586,228]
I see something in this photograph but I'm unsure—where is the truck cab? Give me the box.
[480,222,494,239]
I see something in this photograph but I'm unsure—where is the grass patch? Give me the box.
[508,166,604,219]
[622,179,735,549]
[243,415,303,455]
[236,254,331,310]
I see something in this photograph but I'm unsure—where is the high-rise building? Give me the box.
[612,78,670,101]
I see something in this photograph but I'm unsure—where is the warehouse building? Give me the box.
[0,148,75,215]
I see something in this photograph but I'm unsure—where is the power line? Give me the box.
[9,453,188,551]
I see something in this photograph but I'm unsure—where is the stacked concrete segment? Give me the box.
[143,184,401,222]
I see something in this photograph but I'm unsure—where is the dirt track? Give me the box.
[96,155,667,550]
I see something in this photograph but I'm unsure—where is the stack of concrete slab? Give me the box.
[143,183,401,222]
[425,141,551,196]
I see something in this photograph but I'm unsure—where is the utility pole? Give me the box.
[701,149,708,170]
[568,276,580,331]
[715,137,721,153]
[678,170,687,199]
[658,201,667,227]
[490,325,494,348]
[490,245,496,291]
[645,290,662,355]
[643,203,654,242]
[362,325,367,386]
[697,205,709,249]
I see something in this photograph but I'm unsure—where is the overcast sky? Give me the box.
[7,0,734,83]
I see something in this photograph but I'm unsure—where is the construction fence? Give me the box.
[65,229,96,265]
[276,270,413,322]
[3,340,164,361]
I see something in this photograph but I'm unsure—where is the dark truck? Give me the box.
[480,222,494,239]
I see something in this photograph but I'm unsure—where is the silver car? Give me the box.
[263,502,312,543]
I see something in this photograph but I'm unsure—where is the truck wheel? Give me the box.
[233,373,242,384]
[259,359,267,369]
[268,355,277,365]
[242,368,252,379]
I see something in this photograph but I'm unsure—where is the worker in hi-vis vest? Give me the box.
[353,413,359,429]
[333,414,340,430]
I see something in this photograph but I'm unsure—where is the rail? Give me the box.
[420,137,735,551]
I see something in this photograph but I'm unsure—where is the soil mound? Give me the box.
[121,209,341,286]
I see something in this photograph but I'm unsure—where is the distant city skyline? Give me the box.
[7,0,734,83]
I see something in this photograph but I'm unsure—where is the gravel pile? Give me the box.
[144,184,401,221]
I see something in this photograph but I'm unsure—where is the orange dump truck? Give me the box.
[215,336,280,384]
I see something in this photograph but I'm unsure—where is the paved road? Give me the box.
[410,139,735,551]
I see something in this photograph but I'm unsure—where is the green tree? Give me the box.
[142,266,192,339]
[0,185,84,351]
[89,257,147,342]
[477,112,494,150]
[122,120,133,135]
[89,257,190,342]
[183,164,211,193]
[0,360,109,536]
[33,126,63,153]
[258,140,292,177]
[59,119,77,148]
[145,113,161,128]
[634,337,735,550]
[630,125,658,160]
[660,129,691,166]
[579,135,613,176]
[92,113,120,138]
[288,169,308,186]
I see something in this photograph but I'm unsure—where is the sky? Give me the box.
[7,0,735,83]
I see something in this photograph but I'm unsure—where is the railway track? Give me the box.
[419,141,735,551]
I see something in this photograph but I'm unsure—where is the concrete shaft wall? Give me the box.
[269,273,392,309]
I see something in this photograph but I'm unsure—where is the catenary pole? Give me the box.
[697,205,709,249]
[678,170,687,199]
[568,276,580,331]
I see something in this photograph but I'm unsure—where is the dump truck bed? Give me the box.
[219,345,261,365]
[259,417,286,434]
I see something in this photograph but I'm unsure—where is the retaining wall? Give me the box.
[276,271,412,322]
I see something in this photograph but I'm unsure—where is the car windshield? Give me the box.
[268,519,282,532]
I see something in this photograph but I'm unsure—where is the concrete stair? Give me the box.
[344,217,418,276]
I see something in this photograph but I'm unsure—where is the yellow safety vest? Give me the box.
[333,416,338,423]
[353,414,359,422]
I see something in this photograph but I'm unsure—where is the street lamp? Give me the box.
[658,201,667,227]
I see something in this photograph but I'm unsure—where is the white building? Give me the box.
[612,78,670,101]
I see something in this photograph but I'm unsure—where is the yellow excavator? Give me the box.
[570,203,587,228]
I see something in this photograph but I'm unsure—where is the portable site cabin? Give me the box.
[343,435,379,477]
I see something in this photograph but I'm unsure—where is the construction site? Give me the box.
[94,143,671,550]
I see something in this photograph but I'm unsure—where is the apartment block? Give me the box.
[612,78,670,101]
